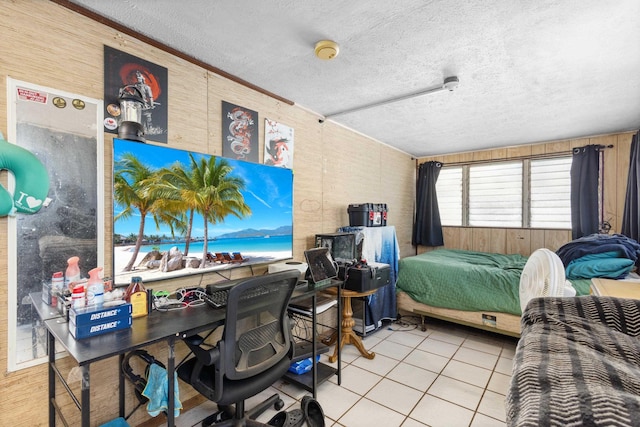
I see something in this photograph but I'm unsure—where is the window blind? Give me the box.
[469,162,522,227]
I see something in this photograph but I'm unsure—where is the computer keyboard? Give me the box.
[202,289,229,309]
[202,284,277,309]
[206,279,241,295]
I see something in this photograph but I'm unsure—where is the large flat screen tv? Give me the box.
[113,138,293,285]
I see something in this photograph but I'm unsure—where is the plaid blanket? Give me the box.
[506,296,640,426]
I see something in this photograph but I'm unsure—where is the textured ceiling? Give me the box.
[67,0,640,157]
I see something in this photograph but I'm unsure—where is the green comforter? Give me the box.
[396,249,590,316]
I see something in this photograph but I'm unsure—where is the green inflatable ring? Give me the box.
[0,134,50,216]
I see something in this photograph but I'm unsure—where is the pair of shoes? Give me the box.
[301,395,325,427]
[267,408,305,427]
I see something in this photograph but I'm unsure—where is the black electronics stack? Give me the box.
[314,232,390,293]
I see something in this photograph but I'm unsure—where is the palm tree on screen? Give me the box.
[114,153,168,271]
[187,154,251,267]
[152,158,203,257]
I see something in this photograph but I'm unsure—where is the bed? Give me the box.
[395,249,592,337]
[506,296,640,426]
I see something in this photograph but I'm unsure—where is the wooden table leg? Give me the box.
[328,293,375,363]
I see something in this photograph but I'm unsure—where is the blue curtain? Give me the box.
[571,145,600,239]
[412,161,444,246]
[622,131,640,241]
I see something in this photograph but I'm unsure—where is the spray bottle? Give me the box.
[65,256,81,289]
[86,267,104,306]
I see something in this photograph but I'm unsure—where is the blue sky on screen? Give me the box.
[113,139,293,238]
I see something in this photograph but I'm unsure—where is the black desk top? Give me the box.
[45,303,226,366]
[42,279,340,366]
[30,293,63,321]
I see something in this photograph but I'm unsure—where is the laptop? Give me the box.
[304,247,338,285]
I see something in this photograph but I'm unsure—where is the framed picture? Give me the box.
[104,45,168,143]
[222,101,258,163]
[264,118,294,169]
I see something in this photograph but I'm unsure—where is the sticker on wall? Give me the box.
[104,45,168,143]
[264,118,294,169]
[222,101,258,163]
[52,97,67,108]
[17,88,47,103]
[72,99,86,110]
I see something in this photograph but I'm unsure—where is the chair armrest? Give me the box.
[182,334,220,366]
[183,334,205,346]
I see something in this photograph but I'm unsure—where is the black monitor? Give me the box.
[315,233,357,264]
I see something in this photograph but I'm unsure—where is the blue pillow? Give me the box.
[566,252,634,280]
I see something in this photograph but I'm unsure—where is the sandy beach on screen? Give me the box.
[113,245,292,285]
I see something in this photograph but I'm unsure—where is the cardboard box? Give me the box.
[69,315,132,339]
[69,303,132,326]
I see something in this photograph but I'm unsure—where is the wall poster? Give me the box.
[6,78,104,371]
[222,101,259,163]
[264,118,294,169]
[103,45,168,143]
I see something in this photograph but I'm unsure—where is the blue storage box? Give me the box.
[69,303,132,326]
[288,355,320,375]
[99,417,130,427]
[69,315,132,339]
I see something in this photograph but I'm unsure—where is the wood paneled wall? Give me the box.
[0,2,415,425]
[417,132,635,255]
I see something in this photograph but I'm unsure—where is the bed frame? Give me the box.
[397,291,521,337]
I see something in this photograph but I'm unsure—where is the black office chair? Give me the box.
[177,270,299,426]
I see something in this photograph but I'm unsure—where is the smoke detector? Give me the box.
[315,40,340,60]
[443,76,460,91]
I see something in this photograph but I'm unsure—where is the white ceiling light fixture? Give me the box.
[319,76,459,122]
[315,40,340,60]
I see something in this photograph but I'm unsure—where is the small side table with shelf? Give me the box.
[283,279,342,397]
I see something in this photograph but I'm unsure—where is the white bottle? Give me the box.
[86,267,104,306]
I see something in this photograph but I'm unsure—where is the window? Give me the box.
[436,156,572,229]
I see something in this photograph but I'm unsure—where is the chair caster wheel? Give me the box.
[274,398,284,411]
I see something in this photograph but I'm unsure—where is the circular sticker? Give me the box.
[72,99,86,110]
[52,97,67,108]
[106,103,121,117]
[104,117,118,131]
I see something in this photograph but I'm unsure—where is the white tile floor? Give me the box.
[172,315,518,427]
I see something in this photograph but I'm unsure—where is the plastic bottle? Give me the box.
[125,276,148,318]
[65,256,81,289]
[51,271,64,306]
[86,267,104,306]
[52,271,64,291]
[72,284,85,308]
